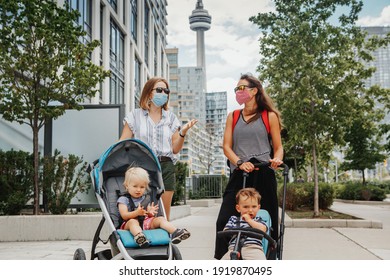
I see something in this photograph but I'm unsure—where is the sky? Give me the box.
[166,0,390,112]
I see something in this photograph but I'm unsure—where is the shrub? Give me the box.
[307,183,335,210]
[335,181,386,201]
[364,185,386,201]
[336,181,361,200]
[279,182,309,211]
[0,150,34,215]
[280,182,334,210]
[41,149,90,214]
[368,181,390,194]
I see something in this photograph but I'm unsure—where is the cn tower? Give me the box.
[189,0,212,69]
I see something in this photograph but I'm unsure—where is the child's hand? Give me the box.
[146,202,159,217]
[136,204,147,216]
[241,214,252,222]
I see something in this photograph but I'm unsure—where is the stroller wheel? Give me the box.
[172,245,182,260]
[73,248,86,260]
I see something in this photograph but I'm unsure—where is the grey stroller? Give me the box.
[73,139,182,260]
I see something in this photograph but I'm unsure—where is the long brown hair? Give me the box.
[139,77,170,110]
[240,73,282,129]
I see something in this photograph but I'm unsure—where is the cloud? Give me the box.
[357,5,390,26]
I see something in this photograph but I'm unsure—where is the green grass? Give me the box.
[286,207,360,219]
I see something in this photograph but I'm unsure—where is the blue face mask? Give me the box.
[151,93,168,107]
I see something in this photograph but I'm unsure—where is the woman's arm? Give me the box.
[222,112,241,166]
[118,124,134,141]
[268,111,284,169]
[172,119,198,154]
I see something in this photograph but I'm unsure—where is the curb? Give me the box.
[1,200,385,241]
[0,205,191,242]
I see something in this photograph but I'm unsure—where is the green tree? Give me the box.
[0,0,110,214]
[173,161,188,205]
[341,117,386,184]
[250,0,390,216]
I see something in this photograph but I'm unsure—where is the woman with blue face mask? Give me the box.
[119,77,198,220]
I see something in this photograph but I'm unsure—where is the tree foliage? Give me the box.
[341,116,386,184]
[250,0,390,215]
[0,0,110,214]
[173,161,188,205]
[41,149,89,214]
[0,149,34,215]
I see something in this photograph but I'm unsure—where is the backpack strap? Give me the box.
[261,110,270,134]
[232,109,270,134]
[232,109,241,133]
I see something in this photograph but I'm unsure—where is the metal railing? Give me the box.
[187,174,228,199]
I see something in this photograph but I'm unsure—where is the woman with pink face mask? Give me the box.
[214,73,284,260]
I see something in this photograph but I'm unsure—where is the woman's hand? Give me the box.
[180,119,198,136]
[239,161,255,173]
[269,157,283,170]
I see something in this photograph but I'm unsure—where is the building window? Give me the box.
[144,0,150,66]
[161,50,164,76]
[134,57,141,107]
[110,20,125,104]
[108,0,117,12]
[131,0,138,43]
[68,0,92,44]
[110,75,124,104]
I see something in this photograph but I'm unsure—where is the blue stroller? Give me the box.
[217,162,289,260]
[73,139,182,260]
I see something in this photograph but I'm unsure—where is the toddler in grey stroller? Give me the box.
[73,139,188,260]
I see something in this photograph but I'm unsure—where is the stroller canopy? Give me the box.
[92,139,164,195]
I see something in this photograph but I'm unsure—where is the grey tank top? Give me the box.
[231,113,272,173]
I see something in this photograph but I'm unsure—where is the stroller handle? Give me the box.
[252,161,288,170]
[243,161,288,177]
[217,227,277,249]
[242,161,289,177]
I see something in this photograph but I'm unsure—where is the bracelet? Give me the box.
[179,131,186,138]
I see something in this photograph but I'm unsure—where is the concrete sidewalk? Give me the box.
[0,201,389,260]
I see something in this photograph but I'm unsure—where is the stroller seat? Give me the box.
[256,209,272,256]
[104,174,172,259]
[117,229,170,248]
[217,208,276,260]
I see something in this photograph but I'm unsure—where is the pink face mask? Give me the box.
[235,90,252,105]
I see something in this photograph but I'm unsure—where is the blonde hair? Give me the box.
[139,77,170,110]
[235,188,261,204]
[123,167,150,191]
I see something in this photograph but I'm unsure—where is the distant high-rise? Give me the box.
[361,27,390,89]
[167,2,228,175]
[361,26,390,175]
[189,0,211,72]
